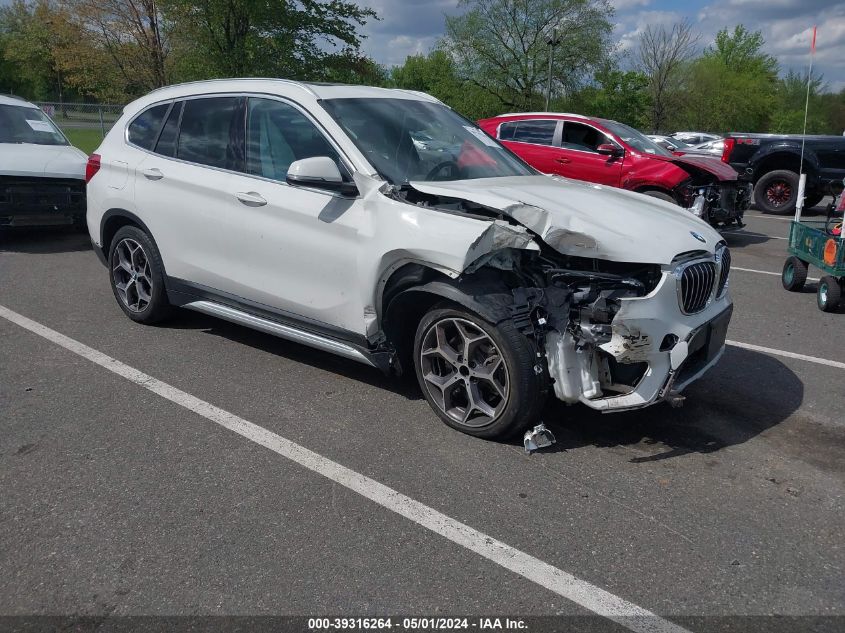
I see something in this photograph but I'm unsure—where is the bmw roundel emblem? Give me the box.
[690,231,706,243]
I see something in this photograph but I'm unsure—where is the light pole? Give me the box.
[545,28,562,111]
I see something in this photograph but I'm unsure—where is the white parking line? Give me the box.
[0,304,689,633]
[733,266,819,282]
[727,340,845,370]
[744,213,792,221]
[736,231,787,240]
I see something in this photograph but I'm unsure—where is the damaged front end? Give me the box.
[386,180,732,413]
[675,174,752,230]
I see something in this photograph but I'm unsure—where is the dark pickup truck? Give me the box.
[722,133,845,214]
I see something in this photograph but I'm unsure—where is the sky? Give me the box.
[357,0,845,92]
[0,0,840,92]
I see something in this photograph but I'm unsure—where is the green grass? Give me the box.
[63,128,103,155]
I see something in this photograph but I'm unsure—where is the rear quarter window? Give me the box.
[499,120,557,146]
[127,103,170,150]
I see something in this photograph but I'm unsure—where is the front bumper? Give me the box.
[545,272,732,412]
[0,176,86,226]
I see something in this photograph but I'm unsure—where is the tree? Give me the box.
[637,20,699,132]
[769,69,830,134]
[440,0,615,111]
[58,0,170,94]
[0,0,64,100]
[391,49,501,120]
[676,26,777,133]
[566,65,649,128]
[709,25,777,76]
[163,0,377,81]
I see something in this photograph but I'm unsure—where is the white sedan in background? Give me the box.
[0,95,87,228]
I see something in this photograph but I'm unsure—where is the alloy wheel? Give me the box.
[112,238,153,313]
[766,181,792,207]
[419,317,509,427]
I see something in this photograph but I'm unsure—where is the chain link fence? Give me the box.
[33,102,125,150]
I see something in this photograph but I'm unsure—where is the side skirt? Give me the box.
[182,300,380,369]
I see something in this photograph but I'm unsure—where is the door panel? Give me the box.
[555,122,624,187]
[218,97,363,333]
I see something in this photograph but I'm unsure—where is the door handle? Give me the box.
[142,167,163,180]
[235,191,267,207]
[555,158,571,164]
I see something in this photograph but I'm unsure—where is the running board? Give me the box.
[182,300,378,368]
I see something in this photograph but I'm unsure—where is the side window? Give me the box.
[246,98,343,182]
[509,120,557,146]
[498,121,517,141]
[154,101,182,157]
[127,103,169,150]
[562,122,606,152]
[176,97,245,171]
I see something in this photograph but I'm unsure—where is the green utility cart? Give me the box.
[782,197,845,312]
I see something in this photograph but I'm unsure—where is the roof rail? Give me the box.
[144,78,319,98]
[495,111,589,119]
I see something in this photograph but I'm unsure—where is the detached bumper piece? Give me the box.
[0,176,86,227]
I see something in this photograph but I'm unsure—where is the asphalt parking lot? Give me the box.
[1,205,843,633]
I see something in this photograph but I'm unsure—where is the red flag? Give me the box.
[811,25,817,53]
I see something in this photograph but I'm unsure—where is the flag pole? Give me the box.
[796,25,817,222]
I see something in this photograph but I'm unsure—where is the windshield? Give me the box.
[321,98,534,184]
[599,119,672,157]
[0,104,68,146]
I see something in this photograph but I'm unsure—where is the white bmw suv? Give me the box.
[86,79,732,439]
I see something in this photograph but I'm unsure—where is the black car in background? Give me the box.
[723,133,845,214]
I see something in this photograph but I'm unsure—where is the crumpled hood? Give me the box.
[658,153,738,181]
[0,143,87,180]
[408,175,723,265]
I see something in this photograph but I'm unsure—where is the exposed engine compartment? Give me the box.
[386,183,669,405]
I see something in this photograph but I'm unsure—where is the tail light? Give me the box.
[85,153,101,183]
[721,138,735,164]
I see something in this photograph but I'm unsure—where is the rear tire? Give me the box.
[817,276,842,312]
[755,170,799,215]
[108,225,171,324]
[413,304,546,439]
[782,256,808,291]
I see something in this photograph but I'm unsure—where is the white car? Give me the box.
[670,131,722,146]
[0,95,88,227]
[86,79,732,439]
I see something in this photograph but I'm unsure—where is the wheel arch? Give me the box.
[379,262,514,371]
[751,149,820,185]
[100,209,155,259]
[634,185,677,201]
[99,210,169,279]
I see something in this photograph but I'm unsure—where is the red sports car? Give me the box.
[477,112,751,229]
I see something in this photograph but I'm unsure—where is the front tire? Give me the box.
[782,256,808,291]
[817,276,842,312]
[108,225,171,324]
[642,190,677,204]
[755,170,799,215]
[413,305,546,439]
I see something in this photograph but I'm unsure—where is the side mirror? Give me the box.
[597,143,621,157]
[286,156,358,196]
